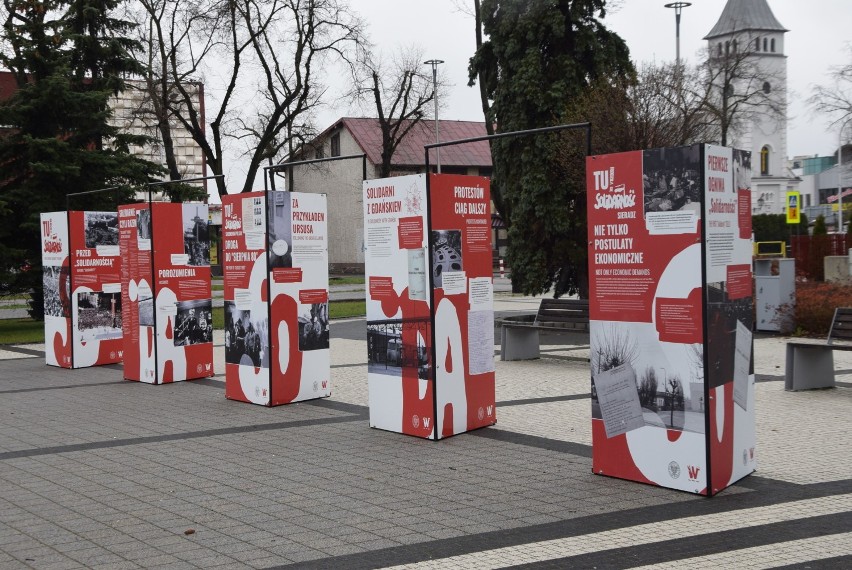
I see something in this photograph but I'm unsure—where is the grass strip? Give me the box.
[1,301,366,345]
[0,319,46,345]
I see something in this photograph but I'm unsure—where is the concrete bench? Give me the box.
[500,298,589,361]
[785,307,852,390]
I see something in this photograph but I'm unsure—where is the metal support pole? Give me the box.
[424,59,444,173]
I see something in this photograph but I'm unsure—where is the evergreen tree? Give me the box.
[0,0,160,318]
[469,0,632,297]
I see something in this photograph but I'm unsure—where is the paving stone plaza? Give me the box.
[0,292,851,569]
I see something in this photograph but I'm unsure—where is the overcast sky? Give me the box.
[320,0,851,159]
[221,1,851,194]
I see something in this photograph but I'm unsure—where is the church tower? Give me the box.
[705,0,792,215]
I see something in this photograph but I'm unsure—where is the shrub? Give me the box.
[790,281,852,336]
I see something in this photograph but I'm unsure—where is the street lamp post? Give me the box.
[423,59,444,173]
[664,2,692,66]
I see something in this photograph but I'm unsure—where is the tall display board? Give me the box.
[118,202,213,383]
[40,211,123,368]
[222,191,330,406]
[364,173,496,440]
[586,144,755,496]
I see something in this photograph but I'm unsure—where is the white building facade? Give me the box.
[705,0,798,215]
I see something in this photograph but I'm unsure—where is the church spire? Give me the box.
[704,0,787,40]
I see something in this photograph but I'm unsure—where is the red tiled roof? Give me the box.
[332,117,492,168]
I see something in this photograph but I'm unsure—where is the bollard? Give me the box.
[499,258,505,278]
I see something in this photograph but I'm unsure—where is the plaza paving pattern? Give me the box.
[0,295,850,569]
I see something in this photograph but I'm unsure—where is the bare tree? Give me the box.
[134,0,364,197]
[663,374,683,427]
[350,46,441,178]
[638,366,659,409]
[697,34,786,147]
[591,324,639,374]
[809,45,852,128]
[629,62,716,148]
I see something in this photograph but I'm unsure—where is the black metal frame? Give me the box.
[420,122,593,439]
[70,174,223,381]
[263,154,368,192]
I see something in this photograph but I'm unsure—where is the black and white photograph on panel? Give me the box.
[43,265,70,318]
[642,145,702,213]
[223,301,269,368]
[173,299,213,346]
[139,296,154,327]
[84,212,119,248]
[298,302,329,352]
[591,321,704,434]
[182,204,210,266]
[267,192,292,268]
[733,149,752,191]
[136,209,152,241]
[706,281,754,390]
[367,318,431,380]
[430,229,463,288]
[76,291,122,340]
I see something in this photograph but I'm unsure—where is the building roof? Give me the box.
[328,117,492,168]
[704,0,787,40]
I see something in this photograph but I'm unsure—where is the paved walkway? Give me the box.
[0,293,850,569]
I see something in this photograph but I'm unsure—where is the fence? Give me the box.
[790,234,852,280]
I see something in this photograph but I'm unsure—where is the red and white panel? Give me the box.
[41,212,72,368]
[704,145,756,494]
[119,202,213,383]
[364,174,435,438]
[587,147,709,494]
[223,192,271,403]
[268,191,331,405]
[68,211,123,367]
[428,174,496,439]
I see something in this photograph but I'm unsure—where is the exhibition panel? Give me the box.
[587,144,755,495]
[41,210,123,368]
[222,191,330,406]
[118,202,213,383]
[364,173,496,440]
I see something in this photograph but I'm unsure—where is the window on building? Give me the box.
[717,43,723,57]
[732,39,737,53]
[755,37,760,51]
[763,81,771,94]
[315,145,324,160]
[725,41,730,55]
[763,38,768,51]
[760,145,770,176]
[770,38,776,52]
[330,133,341,157]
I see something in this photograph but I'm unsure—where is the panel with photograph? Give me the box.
[367,319,431,380]
[84,212,119,248]
[139,297,154,327]
[223,301,269,368]
[431,229,463,288]
[173,299,213,346]
[182,204,210,266]
[136,209,152,241]
[591,321,704,434]
[298,302,329,351]
[43,265,70,318]
[76,291,122,340]
[642,146,702,213]
[268,193,293,268]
